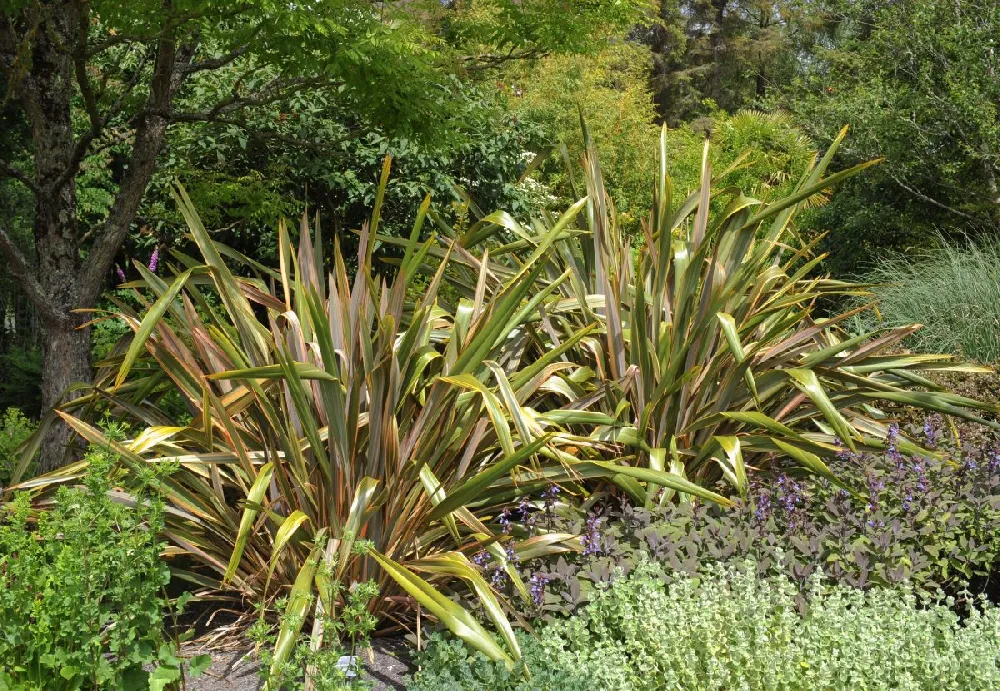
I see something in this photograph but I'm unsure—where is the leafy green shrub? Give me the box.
[0,407,35,486]
[0,444,207,689]
[860,237,1000,363]
[411,560,1000,691]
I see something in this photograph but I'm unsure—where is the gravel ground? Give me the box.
[184,637,414,690]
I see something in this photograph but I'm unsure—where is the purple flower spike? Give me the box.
[148,246,160,273]
[988,450,1000,473]
[887,423,902,466]
[582,514,602,556]
[923,415,941,448]
[489,565,506,588]
[499,508,513,534]
[115,264,126,284]
[529,573,549,608]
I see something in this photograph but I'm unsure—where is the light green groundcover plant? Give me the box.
[410,559,1000,690]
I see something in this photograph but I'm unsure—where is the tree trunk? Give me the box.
[37,318,91,472]
[0,2,183,471]
[16,1,93,470]
[983,159,1000,231]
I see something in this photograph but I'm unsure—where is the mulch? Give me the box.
[183,637,414,690]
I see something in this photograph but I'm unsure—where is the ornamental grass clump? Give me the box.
[861,236,1000,363]
[391,123,999,501]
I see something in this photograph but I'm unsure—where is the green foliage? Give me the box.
[36,131,999,669]
[660,108,819,203]
[147,76,544,264]
[646,1,808,123]
[411,559,1000,690]
[858,238,1000,363]
[57,176,638,668]
[249,568,379,690]
[780,0,1000,273]
[0,407,35,486]
[0,442,183,689]
[506,44,659,232]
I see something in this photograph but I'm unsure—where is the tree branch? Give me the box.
[79,36,195,307]
[888,172,991,226]
[0,224,65,326]
[462,47,547,70]
[157,74,328,123]
[179,39,255,76]
[72,0,102,138]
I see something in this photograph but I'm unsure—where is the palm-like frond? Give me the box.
[402,125,997,501]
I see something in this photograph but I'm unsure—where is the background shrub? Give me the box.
[859,237,1000,363]
[411,560,1000,691]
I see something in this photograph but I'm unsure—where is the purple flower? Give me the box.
[518,496,531,518]
[752,488,772,522]
[472,550,489,568]
[498,508,513,534]
[115,264,126,284]
[543,484,560,524]
[148,247,159,273]
[988,450,1000,473]
[488,565,505,588]
[914,460,930,493]
[529,573,549,608]
[834,437,855,461]
[923,416,941,448]
[887,423,902,466]
[504,541,518,563]
[582,514,602,556]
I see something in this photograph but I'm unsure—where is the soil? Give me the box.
[183,637,414,691]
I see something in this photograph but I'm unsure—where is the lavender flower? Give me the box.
[834,437,854,460]
[498,508,513,534]
[581,514,602,556]
[504,541,518,563]
[518,496,531,518]
[115,264,126,284]
[887,423,902,466]
[488,565,505,588]
[902,489,914,513]
[543,484,560,508]
[752,485,772,523]
[923,415,941,448]
[529,573,549,608]
[988,450,1000,473]
[148,246,159,273]
[472,550,489,568]
[543,484,560,525]
[913,460,930,493]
